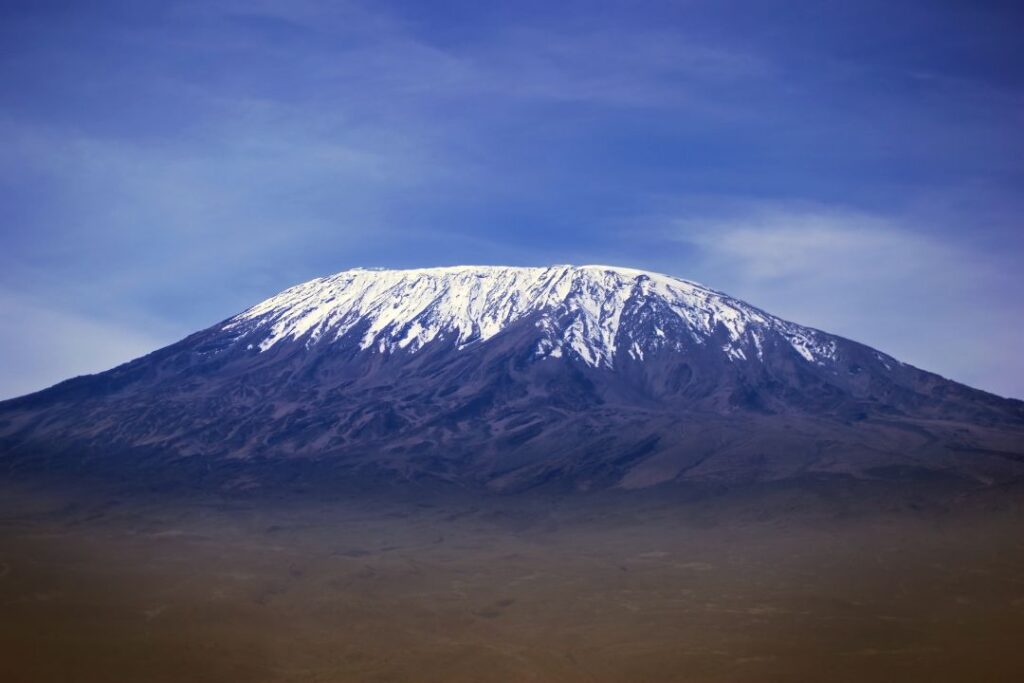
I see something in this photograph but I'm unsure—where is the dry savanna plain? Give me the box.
[2,477,1024,683]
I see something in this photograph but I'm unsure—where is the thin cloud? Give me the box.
[670,205,1024,398]
[0,288,172,400]
[1,1,1021,400]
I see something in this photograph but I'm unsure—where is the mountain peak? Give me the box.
[225,264,835,369]
[3,264,1022,493]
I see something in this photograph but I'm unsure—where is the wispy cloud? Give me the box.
[669,204,1023,398]
[0,288,173,400]
[0,0,1021,398]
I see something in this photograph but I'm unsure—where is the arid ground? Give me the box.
[2,479,1024,682]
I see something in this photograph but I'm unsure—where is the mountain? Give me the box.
[2,265,1022,492]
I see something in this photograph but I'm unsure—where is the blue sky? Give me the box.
[1,0,1022,399]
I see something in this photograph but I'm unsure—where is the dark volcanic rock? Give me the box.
[1,265,1022,491]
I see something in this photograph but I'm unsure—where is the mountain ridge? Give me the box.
[224,264,850,369]
[1,264,1022,492]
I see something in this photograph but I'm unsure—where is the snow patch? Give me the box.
[225,265,840,369]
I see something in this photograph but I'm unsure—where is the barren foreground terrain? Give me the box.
[2,479,1024,682]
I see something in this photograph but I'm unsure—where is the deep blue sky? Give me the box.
[1,0,1022,399]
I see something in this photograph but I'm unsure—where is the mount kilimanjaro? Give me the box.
[1,265,1022,492]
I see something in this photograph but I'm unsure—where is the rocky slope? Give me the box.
[1,265,1022,491]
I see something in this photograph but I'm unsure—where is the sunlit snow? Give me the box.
[225,265,839,367]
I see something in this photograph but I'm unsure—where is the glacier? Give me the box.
[226,265,841,368]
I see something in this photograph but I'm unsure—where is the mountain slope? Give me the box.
[2,265,1022,491]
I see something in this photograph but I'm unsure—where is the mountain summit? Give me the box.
[227,265,836,367]
[2,265,1022,491]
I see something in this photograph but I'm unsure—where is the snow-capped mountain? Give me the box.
[1,265,1022,492]
[224,265,837,368]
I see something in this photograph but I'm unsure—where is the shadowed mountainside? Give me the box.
[1,265,1021,491]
